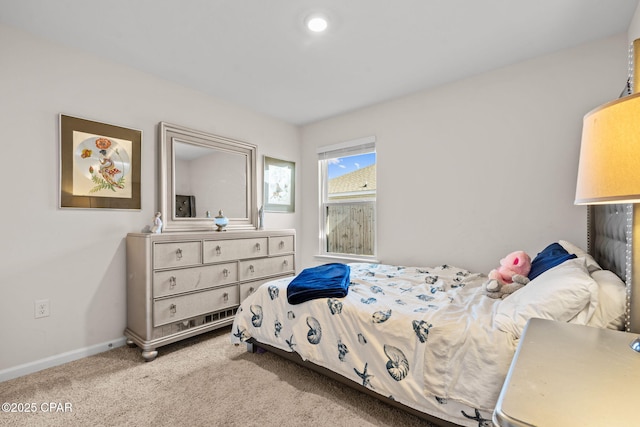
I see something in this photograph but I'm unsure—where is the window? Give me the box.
[318,136,376,259]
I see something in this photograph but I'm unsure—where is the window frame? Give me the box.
[317,136,378,262]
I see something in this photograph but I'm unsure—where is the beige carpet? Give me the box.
[0,327,438,427]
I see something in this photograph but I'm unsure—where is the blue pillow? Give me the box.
[528,243,577,280]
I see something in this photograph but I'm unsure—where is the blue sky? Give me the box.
[328,153,376,179]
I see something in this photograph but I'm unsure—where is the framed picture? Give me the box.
[59,114,142,209]
[264,156,295,212]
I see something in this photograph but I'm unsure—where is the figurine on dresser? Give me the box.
[151,212,163,233]
[258,205,265,230]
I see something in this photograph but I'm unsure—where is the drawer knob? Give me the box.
[249,265,255,273]
[256,242,261,251]
[169,276,176,288]
[175,248,183,260]
[215,245,222,255]
[170,304,177,315]
[223,292,229,302]
[283,259,289,266]
[249,287,255,293]
[279,240,285,249]
[223,268,230,278]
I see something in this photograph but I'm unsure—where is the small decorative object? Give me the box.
[206,210,213,229]
[482,251,531,299]
[258,205,265,230]
[214,210,229,231]
[151,212,163,234]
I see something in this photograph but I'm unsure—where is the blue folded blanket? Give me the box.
[287,263,351,305]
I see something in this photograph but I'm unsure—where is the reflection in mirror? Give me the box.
[159,122,257,232]
[174,141,247,218]
[175,194,196,217]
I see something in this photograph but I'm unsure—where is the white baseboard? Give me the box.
[0,337,127,383]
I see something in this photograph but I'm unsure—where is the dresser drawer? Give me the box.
[203,238,268,263]
[239,255,294,281]
[153,263,237,298]
[153,241,201,269]
[269,235,295,255]
[239,277,290,301]
[153,285,239,327]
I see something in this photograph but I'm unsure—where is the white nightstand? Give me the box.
[493,318,640,427]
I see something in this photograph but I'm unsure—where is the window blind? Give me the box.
[317,136,376,160]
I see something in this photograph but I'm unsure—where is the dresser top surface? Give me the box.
[128,229,295,241]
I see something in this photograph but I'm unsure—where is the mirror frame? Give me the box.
[159,122,257,232]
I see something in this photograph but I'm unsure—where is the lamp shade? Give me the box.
[575,91,640,205]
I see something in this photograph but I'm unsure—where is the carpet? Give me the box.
[0,327,437,427]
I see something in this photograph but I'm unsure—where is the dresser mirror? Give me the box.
[159,122,257,232]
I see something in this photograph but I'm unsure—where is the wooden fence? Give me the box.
[326,202,375,255]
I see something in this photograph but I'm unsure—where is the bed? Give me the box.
[230,204,635,427]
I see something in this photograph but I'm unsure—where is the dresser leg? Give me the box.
[126,338,137,348]
[141,349,158,362]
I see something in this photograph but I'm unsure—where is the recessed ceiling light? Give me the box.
[306,15,328,33]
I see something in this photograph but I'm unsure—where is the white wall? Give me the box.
[0,24,300,377]
[300,35,628,273]
[628,3,640,42]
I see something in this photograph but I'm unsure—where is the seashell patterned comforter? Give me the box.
[231,263,518,427]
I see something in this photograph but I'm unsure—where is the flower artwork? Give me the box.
[60,114,141,209]
[72,132,132,198]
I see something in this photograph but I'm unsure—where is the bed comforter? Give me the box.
[231,263,519,426]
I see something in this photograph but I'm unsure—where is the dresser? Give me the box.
[125,229,295,361]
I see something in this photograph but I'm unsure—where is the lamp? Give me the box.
[575,82,640,351]
[575,91,640,205]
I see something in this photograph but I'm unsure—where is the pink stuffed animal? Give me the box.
[484,250,531,299]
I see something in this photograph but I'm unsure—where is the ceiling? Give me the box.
[1,0,638,125]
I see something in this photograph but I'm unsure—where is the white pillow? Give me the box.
[586,269,626,330]
[558,240,602,273]
[494,258,598,338]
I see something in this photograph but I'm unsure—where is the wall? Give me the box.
[300,35,628,273]
[0,24,300,379]
[189,151,247,219]
[628,3,640,42]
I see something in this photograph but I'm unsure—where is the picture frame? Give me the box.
[263,156,295,213]
[59,114,142,209]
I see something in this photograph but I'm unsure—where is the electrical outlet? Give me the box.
[35,299,50,318]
